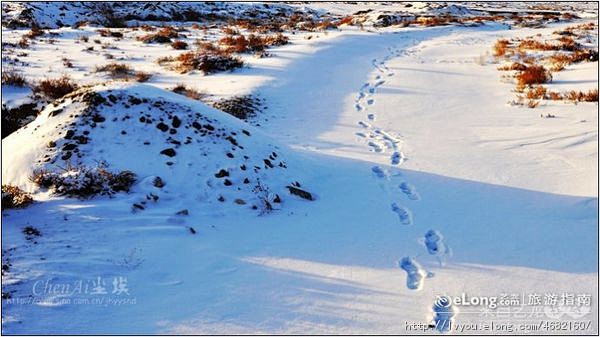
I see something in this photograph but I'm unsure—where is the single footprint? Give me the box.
[399,181,420,200]
[356,92,365,101]
[371,165,389,179]
[374,80,386,87]
[391,151,405,166]
[432,296,457,333]
[358,121,372,128]
[367,113,376,121]
[398,256,426,290]
[367,99,374,105]
[355,104,363,111]
[368,140,384,152]
[391,202,412,225]
[423,229,452,266]
[355,132,367,138]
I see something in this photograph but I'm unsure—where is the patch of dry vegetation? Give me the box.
[219,33,289,54]
[33,76,78,99]
[516,65,552,88]
[493,23,598,107]
[213,95,262,120]
[171,84,206,100]
[30,164,136,198]
[94,63,152,82]
[138,26,179,44]
[158,48,243,74]
[171,40,188,50]
[1,69,28,87]
[2,185,33,209]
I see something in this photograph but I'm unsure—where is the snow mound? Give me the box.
[2,83,309,211]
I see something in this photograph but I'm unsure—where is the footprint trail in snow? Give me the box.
[353,44,457,328]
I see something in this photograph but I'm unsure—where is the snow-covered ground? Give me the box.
[2,2,598,335]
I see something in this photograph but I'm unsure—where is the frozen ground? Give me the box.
[1,2,598,335]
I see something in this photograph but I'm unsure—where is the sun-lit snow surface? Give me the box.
[2,1,598,335]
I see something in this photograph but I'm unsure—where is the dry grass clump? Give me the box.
[33,76,78,99]
[493,39,510,57]
[24,25,44,40]
[526,85,547,99]
[416,16,457,27]
[134,71,152,82]
[337,16,355,26]
[95,63,152,82]
[540,89,598,102]
[213,95,261,120]
[516,65,552,88]
[2,185,33,209]
[95,62,132,76]
[171,84,206,100]
[219,33,289,54]
[160,51,244,74]
[564,89,598,102]
[497,62,528,71]
[545,50,598,71]
[138,26,179,44]
[518,39,556,51]
[1,69,28,87]
[171,40,188,50]
[98,29,123,38]
[30,164,136,198]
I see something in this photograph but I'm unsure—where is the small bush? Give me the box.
[213,95,261,119]
[220,35,249,53]
[95,62,132,77]
[2,185,33,209]
[493,39,510,57]
[95,62,151,82]
[564,89,598,102]
[172,84,206,100]
[98,29,123,38]
[172,51,243,74]
[33,76,78,99]
[134,71,152,82]
[1,70,27,87]
[138,26,179,44]
[517,65,551,87]
[570,50,599,63]
[518,39,556,51]
[30,164,136,198]
[220,33,289,54]
[24,25,44,40]
[17,38,29,49]
[526,85,546,99]
[547,91,563,100]
[497,62,528,71]
[171,40,188,50]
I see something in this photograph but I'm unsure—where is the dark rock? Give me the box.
[215,169,229,178]
[62,143,77,151]
[286,185,313,201]
[153,176,165,188]
[156,122,169,132]
[160,148,176,157]
[172,116,181,128]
